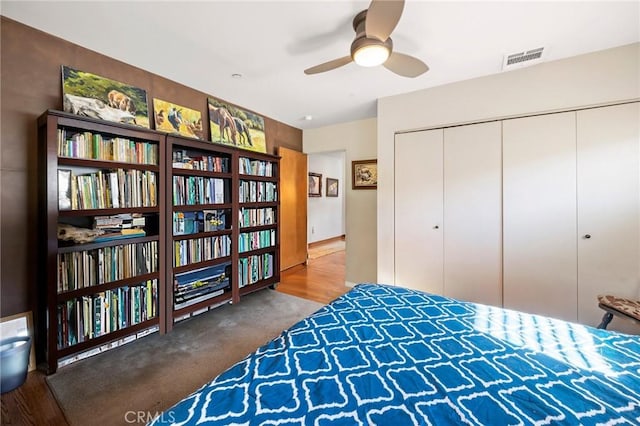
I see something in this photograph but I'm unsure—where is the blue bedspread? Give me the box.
[150,284,640,425]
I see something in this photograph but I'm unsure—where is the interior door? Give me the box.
[503,112,577,321]
[278,147,308,270]
[443,122,502,306]
[577,102,640,330]
[394,130,444,294]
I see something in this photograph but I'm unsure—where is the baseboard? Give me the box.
[308,235,345,248]
[281,262,306,273]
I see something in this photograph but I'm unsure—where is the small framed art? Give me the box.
[352,159,377,189]
[308,172,322,197]
[326,178,339,197]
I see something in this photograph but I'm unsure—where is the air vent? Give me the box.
[502,47,545,70]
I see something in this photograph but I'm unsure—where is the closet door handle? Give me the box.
[433,225,440,229]
[584,234,591,239]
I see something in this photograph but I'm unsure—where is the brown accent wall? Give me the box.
[0,17,302,317]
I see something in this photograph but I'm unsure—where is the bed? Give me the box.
[150,284,640,425]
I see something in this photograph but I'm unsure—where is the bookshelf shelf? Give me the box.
[56,319,158,358]
[239,245,280,256]
[172,289,232,318]
[173,230,232,241]
[55,272,160,301]
[58,157,159,171]
[172,256,233,274]
[239,175,277,182]
[172,203,233,211]
[57,235,158,253]
[58,207,159,217]
[172,169,232,179]
[239,276,280,296]
[239,202,278,208]
[240,224,278,232]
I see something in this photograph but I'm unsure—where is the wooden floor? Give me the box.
[1,247,347,425]
[278,247,348,304]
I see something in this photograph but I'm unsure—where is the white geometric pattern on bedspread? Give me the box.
[149,284,640,425]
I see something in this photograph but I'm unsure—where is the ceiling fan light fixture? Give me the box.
[353,43,390,67]
[303,0,429,77]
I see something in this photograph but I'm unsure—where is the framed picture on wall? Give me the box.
[326,178,339,197]
[308,172,322,197]
[207,97,267,153]
[152,98,203,139]
[61,65,149,128]
[352,159,377,189]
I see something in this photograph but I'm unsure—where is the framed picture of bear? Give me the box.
[61,65,149,128]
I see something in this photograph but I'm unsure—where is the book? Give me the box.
[94,213,145,230]
[173,263,231,309]
[173,211,200,235]
[58,169,72,210]
[183,212,197,234]
[174,289,224,310]
[214,178,225,204]
[93,229,146,243]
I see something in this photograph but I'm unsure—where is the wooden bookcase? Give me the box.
[165,136,281,330]
[38,110,281,369]
[237,152,281,297]
[37,110,166,373]
[165,135,236,330]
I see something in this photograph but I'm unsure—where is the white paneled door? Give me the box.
[503,112,578,321]
[394,130,444,294]
[443,122,502,306]
[577,103,640,330]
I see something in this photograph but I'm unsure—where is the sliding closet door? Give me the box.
[443,122,502,306]
[577,102,640,329]
[503,112,577,321]
[395,130,444,294]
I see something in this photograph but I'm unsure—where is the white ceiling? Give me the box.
[3,1,639,130]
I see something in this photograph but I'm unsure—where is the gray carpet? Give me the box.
[47,289,323,426]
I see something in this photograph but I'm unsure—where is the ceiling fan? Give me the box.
[304,0,428,78]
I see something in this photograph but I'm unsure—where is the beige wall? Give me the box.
[304,118,377,286]
[377,42,640,283]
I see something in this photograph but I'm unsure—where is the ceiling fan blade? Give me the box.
[304,56,353,75]
[365,0,405,41]
[383,52,429,78]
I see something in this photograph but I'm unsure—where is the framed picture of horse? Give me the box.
[352,159,377,189]
[61,65,149,128]
[207,97,266,153]
[153,98,203,139]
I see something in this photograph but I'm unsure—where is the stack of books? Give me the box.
[174,263,231,310]
[93,213,146,242]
